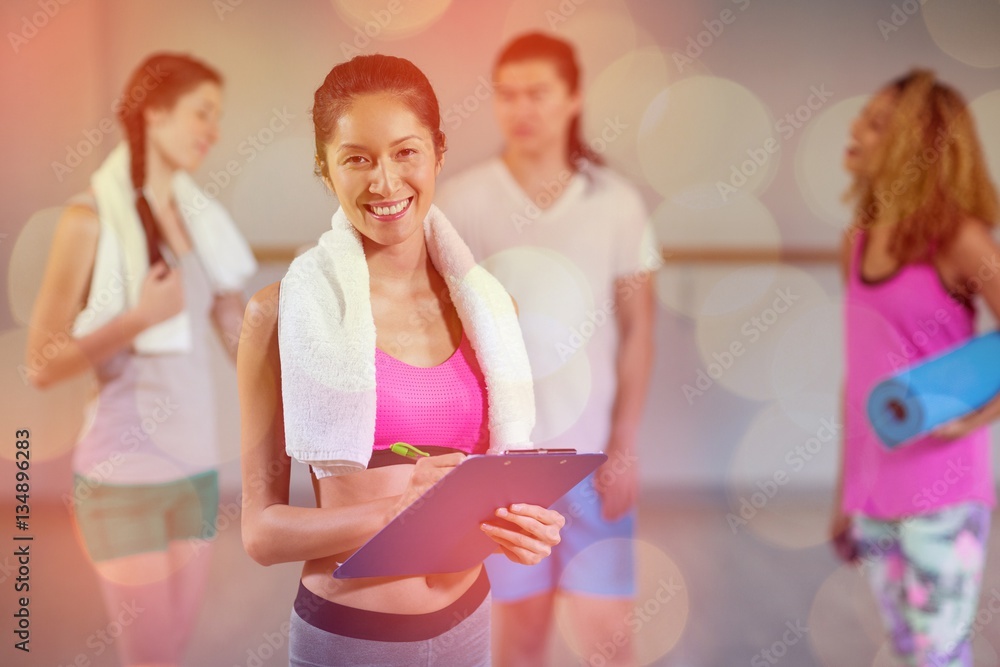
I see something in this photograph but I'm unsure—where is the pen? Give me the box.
[390,442,430,459]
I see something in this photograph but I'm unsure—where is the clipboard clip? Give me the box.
[502,448,577,455]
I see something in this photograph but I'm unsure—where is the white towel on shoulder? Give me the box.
[72,142,258,353]
[278,204,535,477]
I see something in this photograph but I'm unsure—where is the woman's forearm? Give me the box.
[968,391,1000,429]
[243,494,401,566]
[26,308,148,389]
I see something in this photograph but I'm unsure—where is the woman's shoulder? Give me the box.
[248,281,280,316]
[55,192,101,245]
[951,216,996,244]
[63,185,96,207]
[943,216,997,258]
[244,281,281,336]
[938,216,1000,278]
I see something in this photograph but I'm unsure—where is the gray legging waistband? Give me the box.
[289,573,491,666]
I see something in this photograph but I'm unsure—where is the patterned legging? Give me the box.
[853,502,990,667]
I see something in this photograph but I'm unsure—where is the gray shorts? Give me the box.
[289,568,491,666]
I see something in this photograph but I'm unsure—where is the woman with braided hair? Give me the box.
[26,53,256,666]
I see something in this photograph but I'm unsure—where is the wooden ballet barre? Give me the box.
[250,246,840,265]
[659,246,838,264]
[251,245,302,263]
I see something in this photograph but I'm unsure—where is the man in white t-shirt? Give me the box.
[437,32,657,667]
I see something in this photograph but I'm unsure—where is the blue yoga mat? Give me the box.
[867,331,1000,448]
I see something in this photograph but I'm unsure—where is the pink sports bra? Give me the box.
[369,331,489,468]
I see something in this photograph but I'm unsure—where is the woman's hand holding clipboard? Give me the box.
[334,447,605,579]
[481,500,565,566]
[389,448,466,521]
[385,444,565,568]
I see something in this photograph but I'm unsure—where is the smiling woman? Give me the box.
[321,92,441,248]
[237,54,565,666]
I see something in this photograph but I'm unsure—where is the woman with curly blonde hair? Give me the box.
[831,69,1000,665]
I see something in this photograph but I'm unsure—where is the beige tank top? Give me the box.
[69,192,220,484]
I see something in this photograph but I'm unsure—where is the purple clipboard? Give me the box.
[333,450,607,579]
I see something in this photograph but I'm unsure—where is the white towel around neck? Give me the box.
[71,142,258,353]
[278,204,535,477]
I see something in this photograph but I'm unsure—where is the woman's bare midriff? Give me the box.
[299,463,483,614]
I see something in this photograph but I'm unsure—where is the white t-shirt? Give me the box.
[437,158,655,453]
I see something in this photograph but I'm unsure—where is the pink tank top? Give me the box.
[369,331,489,468]
[843,233,994,518]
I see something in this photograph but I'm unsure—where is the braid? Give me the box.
[112,52,223,267]
[121,112,164,267]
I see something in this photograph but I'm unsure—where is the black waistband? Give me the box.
[293,567,489,642]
